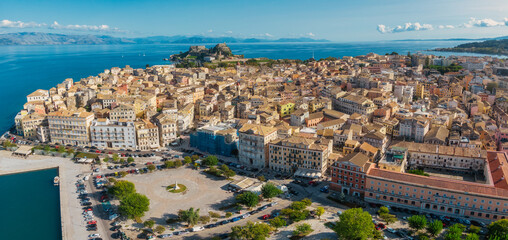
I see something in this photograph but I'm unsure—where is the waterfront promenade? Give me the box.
[0,150,89,240]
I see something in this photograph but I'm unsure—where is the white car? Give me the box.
[192,226,204,232]
[88,233,101,238]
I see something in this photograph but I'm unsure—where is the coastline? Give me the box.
[0,150,90,240]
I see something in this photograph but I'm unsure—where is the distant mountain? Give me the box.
[434,39,508,56]
[393,36,508,42]
[0,32,330,45]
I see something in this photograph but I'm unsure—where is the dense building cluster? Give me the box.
[14,47,508,222]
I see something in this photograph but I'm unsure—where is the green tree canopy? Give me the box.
[378,206,389,215]
[165,160,175,168]
[147,164,156,171]
[236,191,259,208]
[118,193,150,219]
[427,220,443,236]
[202,155,219,166]
[127,157,135,163]
[143,220,155,229]
[315,206,325,219]
[444,223,464,240]
[109,180,136,200]
[261,183,283,199]
[178,207,200,227]
[333,208,374,240]
[488,219,508,240]
[184,156,192,164]
[230,221,273,240]
[155,225,166,234]
[293,223,313,238]
[408,215,427,231]
[269,216,286,229]
[465,233,479,240]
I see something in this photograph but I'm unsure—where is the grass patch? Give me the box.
[166,184,187,193]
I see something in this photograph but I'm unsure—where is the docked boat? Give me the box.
[54,176,60,186]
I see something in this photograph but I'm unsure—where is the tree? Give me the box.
[261,183,283,199]
[127,157,135,163]
[147,164,156,172]
[184,156,192,164]
[119,171,128,178]
[379,213,397,224]
[165,160,175,168]
[315,206,325,219]
[112,153,119,162]
[408,215,427,231]
[223,169,236,178]
[469,225,481,234]
[199,215,211,224]
[488,219,508,240]
[174,160,183,168]
[257,175,266,182]
[269,217,286,230]
[301,198,312,206]
[444,224,464,240]
[291,201,308,211]
[465,233,479,240]
[103,156,109,162]
[378,206,389,215]
[179,207,200,227]
[293,223,313,238]
[191,155,199,161]
[118,193,150,219]
[230,221,273,240]
[109,180,136,199]
[202,155,218,166]
[333,208,374,240]
[427,220,443,236]
[155,225,166,234]
[225,212,233,218]
[143,220,155,229]
[236,192,259,208]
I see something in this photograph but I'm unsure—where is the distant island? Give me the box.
[0,32,330,46]
[434,39,508,56]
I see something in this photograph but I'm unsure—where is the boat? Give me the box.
[53,176,60,186]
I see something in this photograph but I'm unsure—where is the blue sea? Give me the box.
[0,41,504,132]
[0,168,61,240]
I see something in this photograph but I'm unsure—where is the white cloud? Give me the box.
[264,33,273,37]
[377,22,433,34]
[207,29,213,33]
[50,21,122,32]
[225,30,233,34]
[462,18,505,28]
[307,32,315,37]
[0,19,45,28]
[438,25,455,29]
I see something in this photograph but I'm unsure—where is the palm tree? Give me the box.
[179,207,200,227]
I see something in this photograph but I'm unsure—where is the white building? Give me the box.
[90,118,136,150]
[238,124,278,169]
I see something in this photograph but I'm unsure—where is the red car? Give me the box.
[87,220,97,225]
[95,150,101,153]
[261,214,271,220]
[377,223,386,229]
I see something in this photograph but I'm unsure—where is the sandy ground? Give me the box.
[0,150,90,240]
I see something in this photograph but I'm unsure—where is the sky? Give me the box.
[1,0,508,42]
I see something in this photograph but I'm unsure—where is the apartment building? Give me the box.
[393,141,487,173]
[269,136,332,175]
[110,104,135,121]
[399,117,430,142]
[153,113,177,147]
[330,152,373,197]
[26,89,50,103]
[238,124,278,168]
[176,103,194,133]
[90,118,136,150]
[135,119,160,151]
[190,124,239,157]
[15,112,47,140]
[365,164,508,222]
[334,93,376,115]
[47,109,94,146]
